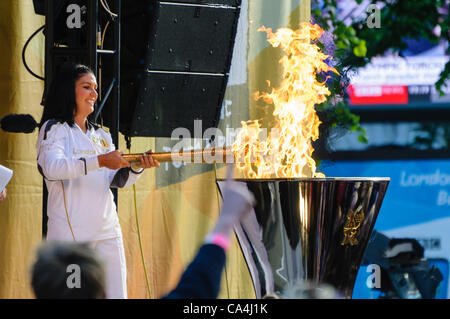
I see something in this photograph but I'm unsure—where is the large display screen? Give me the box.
[335,0,450,108]
[348,56,450,107]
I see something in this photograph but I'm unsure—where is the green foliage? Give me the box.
[312,0,449,147]
[436,61,450,96]
[353,40,367,57]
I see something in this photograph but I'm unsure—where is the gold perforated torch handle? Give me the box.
[122,147,234,164]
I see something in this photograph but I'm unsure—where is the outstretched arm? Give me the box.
[164,165,255,299]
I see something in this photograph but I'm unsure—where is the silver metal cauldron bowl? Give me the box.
[217,177,390,299]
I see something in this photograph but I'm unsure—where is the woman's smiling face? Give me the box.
[74,73,98,118]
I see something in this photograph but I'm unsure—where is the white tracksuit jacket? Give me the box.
[37,120,142,241]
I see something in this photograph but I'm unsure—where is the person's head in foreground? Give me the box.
[31,241,106,299]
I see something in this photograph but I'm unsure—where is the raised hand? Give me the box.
[210,164,256,237]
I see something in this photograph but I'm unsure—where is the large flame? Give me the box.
[232,22,338,179]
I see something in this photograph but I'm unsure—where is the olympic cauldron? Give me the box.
[123,149,389,298]
[217,177,390,299]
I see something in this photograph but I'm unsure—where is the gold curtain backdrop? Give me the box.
[0,0,310,298]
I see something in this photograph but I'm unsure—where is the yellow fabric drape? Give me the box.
[0,0,310,299]
[0,0,45,299]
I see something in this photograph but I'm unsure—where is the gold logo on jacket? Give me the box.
[90,134,109,149]
[100,138,109,148]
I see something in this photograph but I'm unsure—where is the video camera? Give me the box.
[362,230,443,299]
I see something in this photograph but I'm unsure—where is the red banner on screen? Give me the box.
[348,85,409,105]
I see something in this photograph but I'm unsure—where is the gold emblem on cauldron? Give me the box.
[341,205,364,246]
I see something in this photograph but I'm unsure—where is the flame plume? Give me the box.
[232,23,338,179]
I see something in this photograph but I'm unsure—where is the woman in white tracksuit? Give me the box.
[36,63,159,298]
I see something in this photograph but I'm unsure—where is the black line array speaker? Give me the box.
[101,0,241,138]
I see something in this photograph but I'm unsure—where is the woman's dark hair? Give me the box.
[39,63,94,128]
